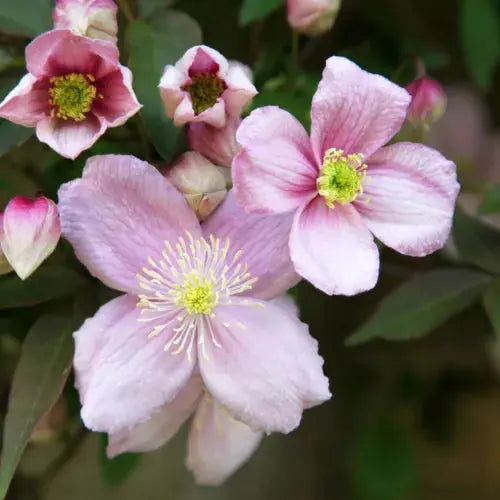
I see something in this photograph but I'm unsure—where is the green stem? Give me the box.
[116,0,135,24]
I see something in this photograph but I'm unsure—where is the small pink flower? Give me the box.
[58,155,330,448]
[406,76,446,127]
[0,196,61,280]
[165,151,228,220]
[188,117,241,167]
[287,0,341,36]
[233,56,460,296]
[53,0,118,43]
[159,45,257,128]
[0,30,141,159]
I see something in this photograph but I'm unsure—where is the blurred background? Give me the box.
[1,0,500,499]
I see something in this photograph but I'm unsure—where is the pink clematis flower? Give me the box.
[0,30,141,159]
[159,45,257,128]
[406,76,446,128]
[53,0,118,43]
[58,156,330,456]
[233,56,460,296]
[287,0,341,36]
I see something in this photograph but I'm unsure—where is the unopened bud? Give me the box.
[287,0,341,36]
[406,76,446,128]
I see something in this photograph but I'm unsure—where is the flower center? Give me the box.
[183,73,225,115]
[48,73,98,121]
[317,148,367,208]
[176,275,217,315]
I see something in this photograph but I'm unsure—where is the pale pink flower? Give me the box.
[0,30,141,159]
[159,45,257,128]
[406,76,446,128]
[0,196,61,280]
[53,0,118,43]
[287,0,341,36]
[233,56,460,296]
[165,151,228,220]
[58,156,330,453]
[187,117,241,167]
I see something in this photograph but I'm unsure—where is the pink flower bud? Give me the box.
[287,0,341,36]
[187,118,241,167]
[53,0,118,43]
[165,152,228,220]
[406,76,446,128]
[0,196,61,280]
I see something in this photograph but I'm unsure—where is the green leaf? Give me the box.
[0,314,74,498]
[128,12,202,161]
[346,269,491,345]
[99,434,141,485]
[453,211,500,274]
[352,423,418,500]
[0,0,52,36]
[239,0,285,25]
[0,266,87,309]
[483,278,500,334]
[0,121,34,158]
[460,0,500,90]
[139,0,175,18]
[479,186,500,214]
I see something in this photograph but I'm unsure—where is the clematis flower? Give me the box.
[0,196,61,280]
[165,151,228,220]
[287,0,341,36]
[187,117,241,167]
[159,45,257,128]
[0,30,141,159]
[233,56,460,296]
[53,0,118,42]
[58,156,330,458]
[406,76,446,128]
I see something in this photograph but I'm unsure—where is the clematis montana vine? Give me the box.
[159,45,257,128]
[0,30,141,159]
[58,156,330,476]
[233,56,460,296]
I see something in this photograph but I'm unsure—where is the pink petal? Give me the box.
[58,155,201,294]
[357,142,459,256]
[310,56,410,164]
[198,298,331,434]
[174,95,226,128]
[222,62,257,118]
[290,197,379,295]
[36,114,106,159]
[93,65,141,126]
[186,394,263,485]
[107,375,203,457]
[74,295,196,433]
[202,192,299,300]
[233,106,318,213]
[181,45,229,77]
[0,74,50,127]
[159,65,186,118]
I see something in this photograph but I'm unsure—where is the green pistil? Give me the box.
[183,73,224,115]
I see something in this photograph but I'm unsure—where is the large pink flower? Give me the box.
[233,56,460,296]
[58,155,330,446]
[0,30,141,159]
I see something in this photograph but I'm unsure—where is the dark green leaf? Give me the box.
[346,269,491,345]
[0,0,52,36]
[453,211,500,274]
[479,186,500,214]
[239,0,285,25]
[0,121,34,158]
[128,12,202,161]
[460,0,500,90]
[0,266,87,309]
[139,0,175,18]
[483,278,500,334]
[99,434,141,485]
[0,314,74,498]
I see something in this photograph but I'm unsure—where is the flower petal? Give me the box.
[74,295,196,433]
[357,142,459,256]
[233,106,317,213]
[290,196,379,295]
[222,62,257,118]
[107,375,203,457]
[198,299,331,434]
[202,191,299,299]
[58,154,201,294]
[310,56,410,163]
[186,394,263,486]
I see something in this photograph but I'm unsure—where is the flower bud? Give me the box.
[187,118,241,168]
[53,0,118,43]
[165,152,228,221]
[0,196,61,280]
[406,76,446,128]
[287,0,341,36]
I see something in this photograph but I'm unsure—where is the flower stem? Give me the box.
[116,0,135,24]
